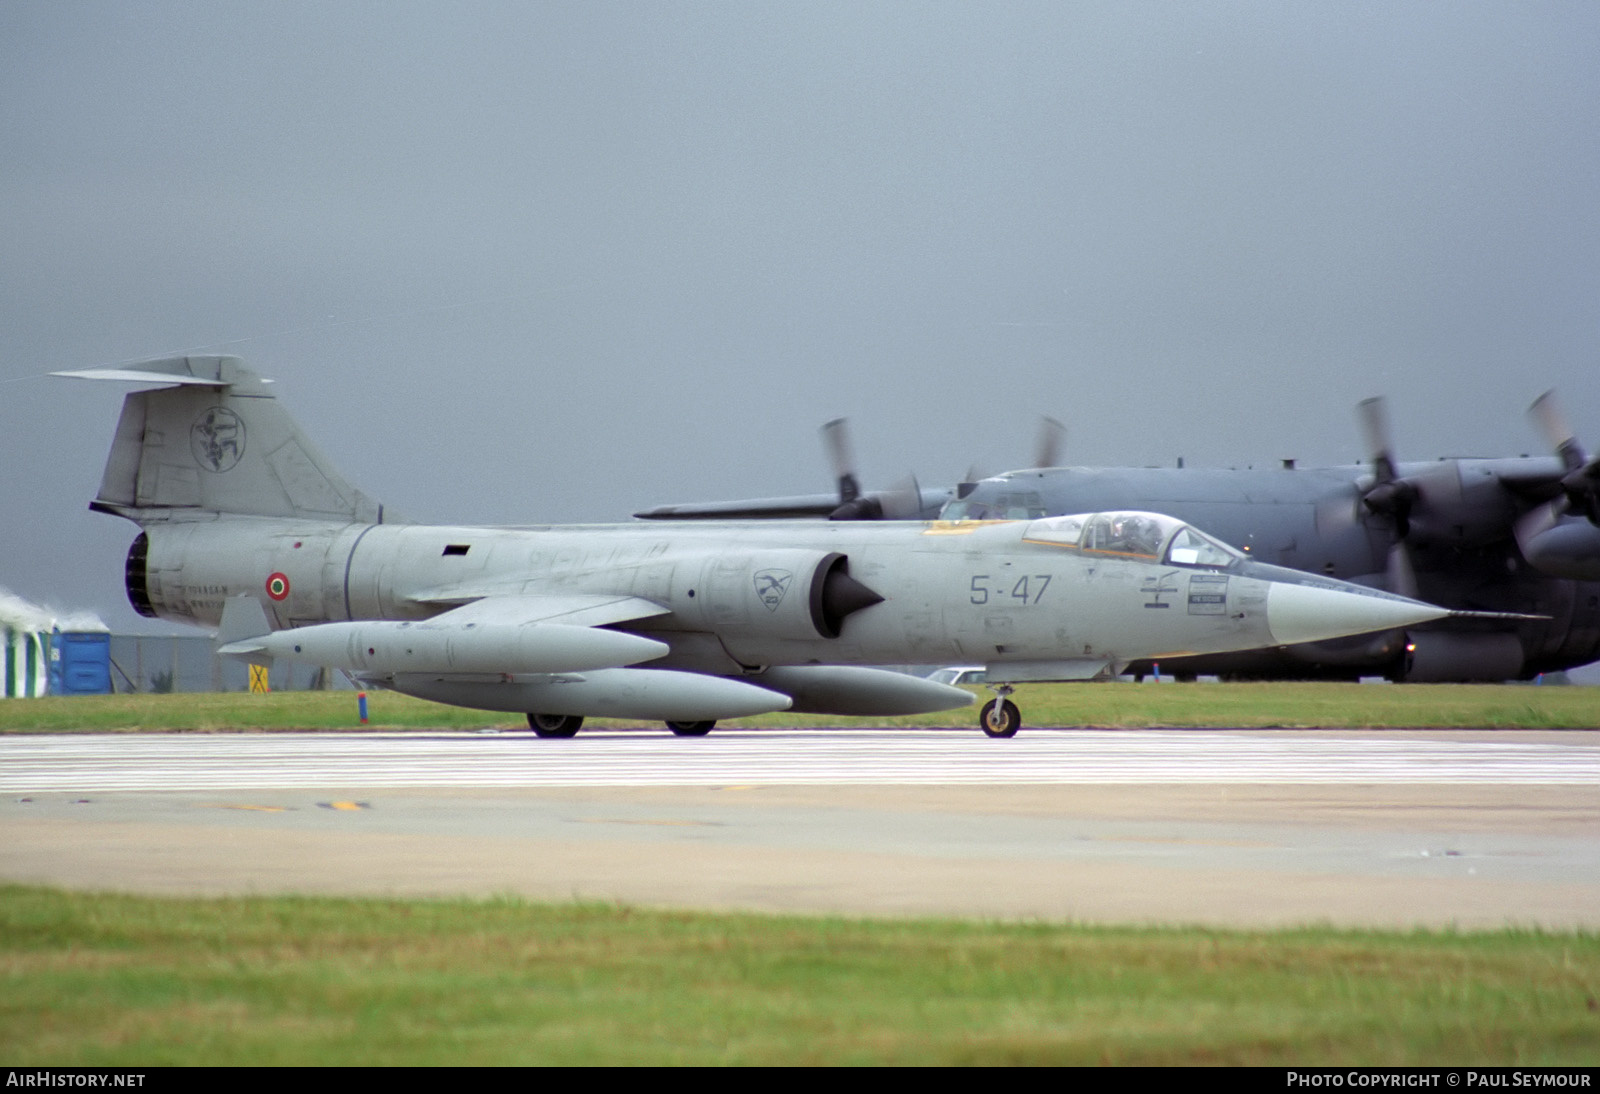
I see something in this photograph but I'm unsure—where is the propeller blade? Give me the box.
[1357,396,1399,483]
[1528,390,1586,472]
[955,462,989,500]
[1386,541,1419,600]
[820,418,861,505]
[1314,487,1363,536]
[1033,416,1066,470]
[1355,396,1417,536]
[877,473,925,520]
[1527,390,1600,524]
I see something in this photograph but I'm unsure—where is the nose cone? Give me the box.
[1265,582,1450,647]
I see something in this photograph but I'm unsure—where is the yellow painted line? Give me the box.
[921,520,1014,535]
[203,803,289,813]
[319,800,370,811]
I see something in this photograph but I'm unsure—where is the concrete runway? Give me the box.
[3,727,1597,928]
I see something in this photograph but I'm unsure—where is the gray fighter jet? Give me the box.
[639,405,1600,683]
[61,356,1474,736]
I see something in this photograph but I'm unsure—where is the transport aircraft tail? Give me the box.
[58,356,390,525]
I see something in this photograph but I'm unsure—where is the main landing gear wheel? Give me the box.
[528,712,583,738]
[979,698,1021,738]
[666,720,716,737]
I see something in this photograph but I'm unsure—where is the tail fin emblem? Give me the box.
[191,407,245,472]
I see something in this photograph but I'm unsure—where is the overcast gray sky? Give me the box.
[4,1,1599,632]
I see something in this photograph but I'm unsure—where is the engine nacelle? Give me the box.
[1519,520,1600,581]
[695,550,882,641]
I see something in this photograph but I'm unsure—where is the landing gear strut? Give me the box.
[979,684,1021,738]
[665,720,716,736]
[528,712,583,738]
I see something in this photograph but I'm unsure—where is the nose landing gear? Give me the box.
[978,684,1021,738]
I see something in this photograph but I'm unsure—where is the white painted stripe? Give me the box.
[1,730,1596,792]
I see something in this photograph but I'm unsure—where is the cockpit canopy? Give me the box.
[1021,511,1243,568]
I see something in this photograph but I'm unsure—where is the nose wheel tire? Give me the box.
[979,698,1021,738]
[528,713,583,738]
[666,720,716,736]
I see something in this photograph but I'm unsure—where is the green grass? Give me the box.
[1,681,1596,733]
[2,886,1596,1065]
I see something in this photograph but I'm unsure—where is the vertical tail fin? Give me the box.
[57,355,391,524]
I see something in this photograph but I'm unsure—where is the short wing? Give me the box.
[417,592,671,629]
[220,594,675,677]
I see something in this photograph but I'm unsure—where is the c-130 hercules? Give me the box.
[61,356,1476,736]
[640,403,1600,683]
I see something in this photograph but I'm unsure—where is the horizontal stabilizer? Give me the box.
[54,355,276,391]
[57,369,230,387]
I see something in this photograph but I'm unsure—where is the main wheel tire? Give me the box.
[979,698,1021,738]
[528,712,583,738]
[666,720,716,737]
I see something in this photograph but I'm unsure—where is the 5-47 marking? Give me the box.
[970,574,1052,605]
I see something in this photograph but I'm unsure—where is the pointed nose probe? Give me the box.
[1264,581,1450,647]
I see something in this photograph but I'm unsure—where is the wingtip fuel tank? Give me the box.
[222,619,671,676]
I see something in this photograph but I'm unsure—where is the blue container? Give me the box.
[50,631,112,695]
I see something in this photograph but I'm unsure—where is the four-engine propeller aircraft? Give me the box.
[639,403,1600,683]
[62,356,1478,736]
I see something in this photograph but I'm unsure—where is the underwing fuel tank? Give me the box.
[386,667,794,722]
[223,620,670,675]
[750,665,973,715]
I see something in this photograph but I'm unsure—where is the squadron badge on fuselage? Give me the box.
[754,569,793,611]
